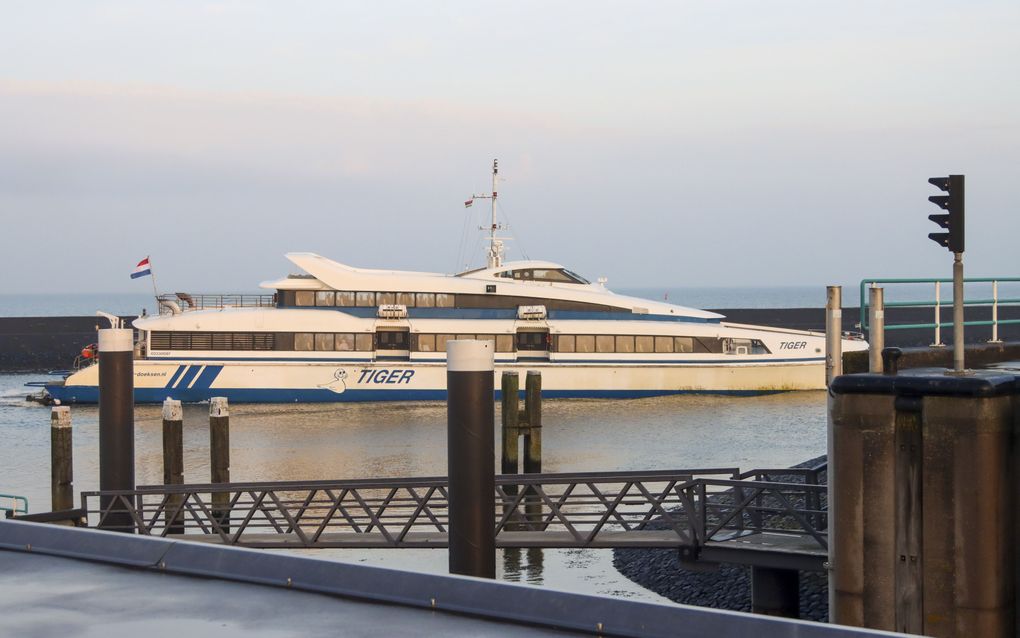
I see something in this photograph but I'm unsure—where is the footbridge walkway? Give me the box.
[70,466,829,571]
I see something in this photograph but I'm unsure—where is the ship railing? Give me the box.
[157,293,277,315]
[859,277,1020,345]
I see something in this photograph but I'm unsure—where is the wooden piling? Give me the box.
[209,397,230,531]
[523,371,542,474]
[501,371,520,477]
[162,398,184,533]
[50,406,73,512]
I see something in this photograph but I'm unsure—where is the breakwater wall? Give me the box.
[2,307,1018,372]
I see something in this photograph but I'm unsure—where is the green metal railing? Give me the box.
[0,494,28,516]
[860,277,1020,345]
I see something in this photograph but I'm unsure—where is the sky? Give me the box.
[1,1,1018,294]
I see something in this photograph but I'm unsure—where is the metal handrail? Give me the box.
[860,277,1020,345]
[157,293,276,315]
[0,494,28,515]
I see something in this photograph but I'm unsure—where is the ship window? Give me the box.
[190,333,212,350]
[596,335,615,353]
[436,334,454,352]
[170,333,190,350]
[675,337,694,353]
[150,332,171,350]
[435,293,455,308]
[376,330,409,350]
[752,340,771,354]
[396,292,415,307]
[416,293,435,307]
[295,333,314,351]
[296,291,315,307]
[232,333,254,350]
[457,334,475,341]
[335,333,356,351]
[496,334,514,352]
[356,333,374,351]
[576,335,595,353]
[415,334,436,352]
[336,292,356,307]
[563,269,590,284]
[654,336,674,353]
[377,292,396,305]
[274,332,295,351]
[532,269,574,283]
[694,337,724,353]
[253,333,275,350]
[211,333,232,350]
[356,292,375,307]
[316,291,335,307]
[315,333,335,351]
[512,270,534,280]
[556,335,575,353]
[516,331,548,351]
[635,336,654,353]
[615,336,635,353]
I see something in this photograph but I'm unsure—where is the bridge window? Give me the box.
[436,293,455,307]
[376,330,409,350]
[356,292,375,307]
[397,292,415,306]
[336,291,356,307]
[377,292,396,305]
[295,291,315,307]
[316,291,335,307]
[416,293,435,307]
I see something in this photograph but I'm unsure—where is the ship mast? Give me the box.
[466,159,506,269]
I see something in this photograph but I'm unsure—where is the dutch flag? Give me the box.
[130,257,152,279]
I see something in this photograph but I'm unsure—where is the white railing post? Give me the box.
[990,280,1002,343]
[932,281,944,347]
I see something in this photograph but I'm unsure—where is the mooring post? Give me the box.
[523,371,542,474]
[868,287,885,373]
[446,340,495,579]
[209,397,230,532]
[162,398,184,533]
[98,327,135,532]
[501,371,520,477]
[50,406,73,512]
[825,286,842,386]
[751,566,800,618]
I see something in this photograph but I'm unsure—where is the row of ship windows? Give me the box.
[150,332,770,355]
[293,291,457,308]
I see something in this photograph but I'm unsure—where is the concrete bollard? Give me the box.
[162,398,184,533]
[98,328,135,532]
[868,287,884,373]
[209,397,230,532]
[446,340,495,579]
[829,369,1016,636]
[50,406,73,512]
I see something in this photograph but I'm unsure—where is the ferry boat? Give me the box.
[44,163,867,404]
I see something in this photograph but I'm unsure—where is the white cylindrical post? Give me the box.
[446,340,496,579]
[868,287,885,373]
[933,281,943,347]
[825,286,842,386]
[990,280,1001,343]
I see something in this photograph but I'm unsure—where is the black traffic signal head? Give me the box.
[927,174,964,253]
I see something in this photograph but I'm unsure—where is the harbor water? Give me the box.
[0,371,827,603]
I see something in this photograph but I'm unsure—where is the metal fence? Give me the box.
[157,293,276,314]
[79,468,828,558]
[859,277,1020,345]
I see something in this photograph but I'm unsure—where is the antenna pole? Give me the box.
[489,159,499,268]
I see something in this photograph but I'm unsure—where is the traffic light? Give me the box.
[927,174,964,253]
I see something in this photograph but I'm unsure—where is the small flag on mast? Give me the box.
[130,257,152,279]
[464,198,473,208]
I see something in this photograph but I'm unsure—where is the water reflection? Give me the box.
[502,548,545,585]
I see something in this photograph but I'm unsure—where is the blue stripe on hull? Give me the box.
[43,385,781,404]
